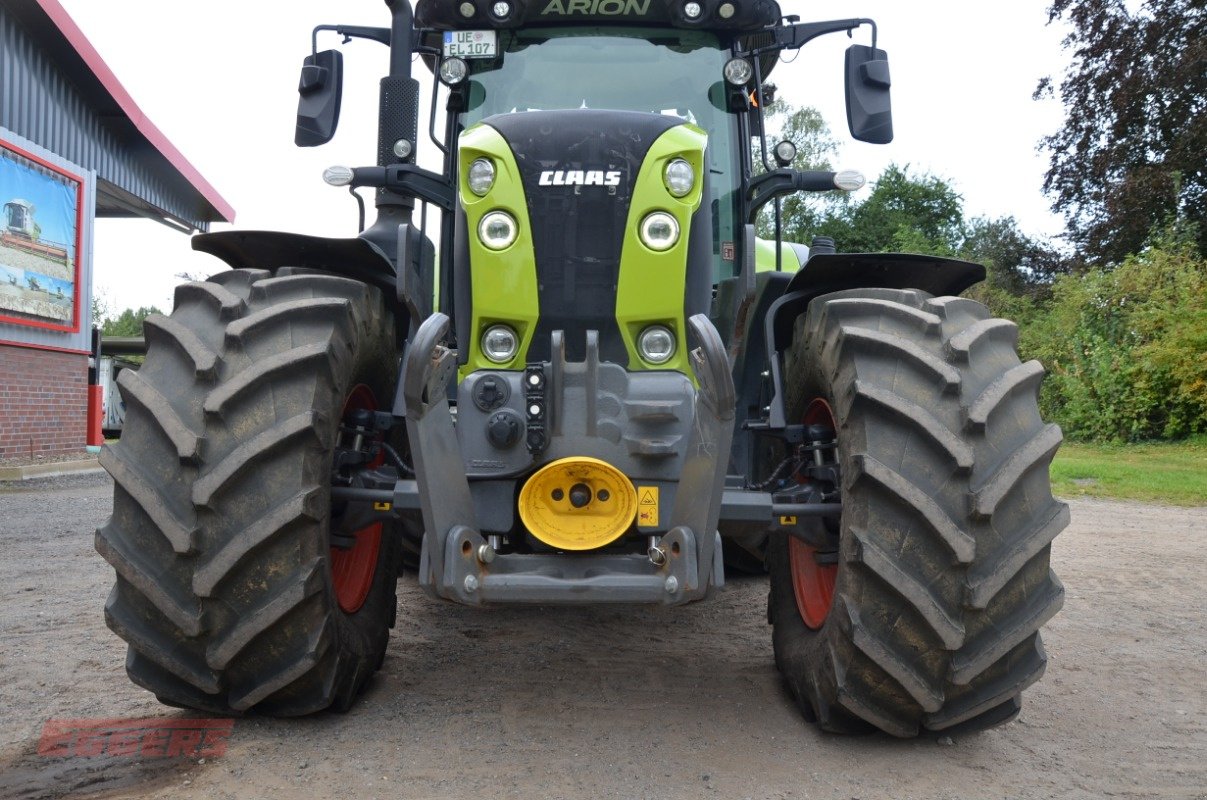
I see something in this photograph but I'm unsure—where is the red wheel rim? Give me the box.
[788,398,839,630]
[330,384,383,615]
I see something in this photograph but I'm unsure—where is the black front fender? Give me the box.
[782,251,984,298]
[759,252,985,429]
[772,252,984,357]
[192,231,397,295]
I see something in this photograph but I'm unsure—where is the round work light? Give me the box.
[479,210,518,250]
[482,325,519,363]
[639,212,680,252]
[723,58,754,86]
[638,326,676,365]
[439,57,469,86]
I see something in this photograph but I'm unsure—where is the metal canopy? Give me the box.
[0,0,235,232]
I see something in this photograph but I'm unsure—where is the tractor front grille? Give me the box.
[483,109,679,363]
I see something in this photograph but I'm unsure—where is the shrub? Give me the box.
[1025,228,1207,441]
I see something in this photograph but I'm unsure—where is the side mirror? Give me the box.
[845,44,893,144]
[295,49,344,147]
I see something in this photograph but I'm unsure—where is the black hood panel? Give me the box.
[483,110,679,363]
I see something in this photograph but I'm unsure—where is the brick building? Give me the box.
[0,0,232,461]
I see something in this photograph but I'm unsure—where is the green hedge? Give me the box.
[1006,230,1207,442]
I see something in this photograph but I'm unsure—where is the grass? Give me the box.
[1050,435,1207,506]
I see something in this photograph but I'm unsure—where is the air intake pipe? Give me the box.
[377,0,420,210]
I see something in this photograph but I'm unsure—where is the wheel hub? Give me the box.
[788,398,840,629]
[330,385,384,614]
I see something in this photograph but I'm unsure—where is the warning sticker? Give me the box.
[637,486,659,528]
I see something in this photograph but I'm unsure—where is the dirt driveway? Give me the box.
[0,473,1203,799]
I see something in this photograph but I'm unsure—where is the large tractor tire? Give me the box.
[770,288,1068,737]
[96,268,401,715]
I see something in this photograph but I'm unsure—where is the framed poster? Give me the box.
[0,137,84,333]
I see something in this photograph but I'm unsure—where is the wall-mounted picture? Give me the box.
[0,139,84,332]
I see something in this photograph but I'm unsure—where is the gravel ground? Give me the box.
[0,473,1203,800]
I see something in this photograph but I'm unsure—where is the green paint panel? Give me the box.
[458,121,712,380]
[458,124,540,376]
[615,124,708,376]
[754,237,802,273]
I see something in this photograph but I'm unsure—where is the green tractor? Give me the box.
[97,0,1067,737]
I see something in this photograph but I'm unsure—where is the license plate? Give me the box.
[443,30,498,59]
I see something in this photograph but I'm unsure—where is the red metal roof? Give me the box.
[33,0,236,223]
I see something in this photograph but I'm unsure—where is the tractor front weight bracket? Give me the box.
[398,312,477,598]
[397,312,736,606]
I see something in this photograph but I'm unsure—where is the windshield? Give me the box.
[460,27,741,281]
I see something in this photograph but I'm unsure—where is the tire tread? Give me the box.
[98,268,400,716]
[770,287,1067,737]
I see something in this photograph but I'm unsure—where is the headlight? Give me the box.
[478,210,517,250]
[664,159,695,197]
[638,326,676,365]
[467,158,496,196]
[639,212,680,252]
[723,58,753,86]
[439,57,468,86]
[482,325,519,363]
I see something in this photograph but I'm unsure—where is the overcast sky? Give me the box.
[55,0,1071,314]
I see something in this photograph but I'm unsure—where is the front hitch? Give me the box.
[395,312,736,606]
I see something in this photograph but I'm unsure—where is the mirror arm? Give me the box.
[311,25,392,55]
[745,170,838,224]
[344,165,456,212]
[742,17,875,58]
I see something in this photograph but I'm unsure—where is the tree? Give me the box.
[1037,0,1206,264]
[813,164,965,255]
[91,293,110,323]
[101,306,163,338]
[960,215,1069,295]
[1024,225,1207,441]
